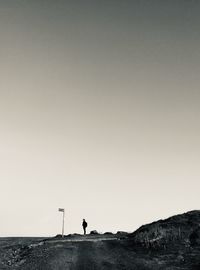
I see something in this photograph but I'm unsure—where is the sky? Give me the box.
[0,0,199,236]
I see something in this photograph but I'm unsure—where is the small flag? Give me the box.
[58,208,64,212]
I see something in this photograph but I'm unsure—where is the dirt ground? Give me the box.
[0,235,135,270]
[0,234,199,270]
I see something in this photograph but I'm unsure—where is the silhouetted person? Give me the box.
[82,219,87,235]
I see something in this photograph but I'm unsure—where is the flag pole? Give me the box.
[62,210,65,238]
[58,208,65,238]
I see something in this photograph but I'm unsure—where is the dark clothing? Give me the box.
[82,221,87,228]
[82,220,87,235]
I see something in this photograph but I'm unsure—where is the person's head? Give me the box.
[83,219,85,221]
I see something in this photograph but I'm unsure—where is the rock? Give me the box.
[90,230,99,235]
[117,231,128,235]
[54,234,63,239]
[72,233,81,236]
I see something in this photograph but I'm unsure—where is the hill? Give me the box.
[130,210,200,248]
[0,210,199,269]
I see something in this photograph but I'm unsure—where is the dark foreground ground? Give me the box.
[0,233,200,270]
[0,211,200,269]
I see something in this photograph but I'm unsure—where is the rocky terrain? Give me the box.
[0,210,199,269]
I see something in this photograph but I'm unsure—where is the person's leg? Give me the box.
[84,227,86,235]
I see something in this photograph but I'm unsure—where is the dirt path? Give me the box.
[75,242,100,270]
[0,237,166,270]
[15,237,134,270]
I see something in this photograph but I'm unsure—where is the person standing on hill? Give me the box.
[82,219,88,235]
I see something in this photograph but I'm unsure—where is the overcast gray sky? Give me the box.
[0,0,199,236]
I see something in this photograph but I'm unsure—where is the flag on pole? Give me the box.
[58,208,65,237]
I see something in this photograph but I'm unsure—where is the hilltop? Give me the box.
[0,210,199,269]
[130,210,200,248]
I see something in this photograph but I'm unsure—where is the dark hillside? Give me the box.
[129,210,200,249]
